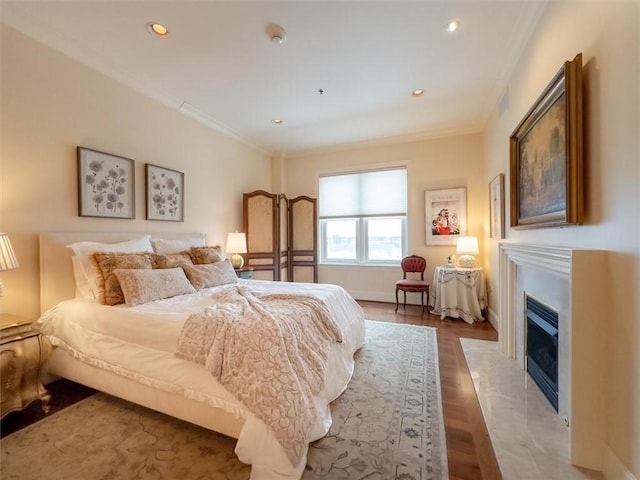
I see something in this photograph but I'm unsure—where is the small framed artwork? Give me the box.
[425,187,467,245]
[77,147,135,219]
[145,164,184,222]
[510,53,583,229]
[489,173,505,239]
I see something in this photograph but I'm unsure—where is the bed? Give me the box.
[38,232,366,480]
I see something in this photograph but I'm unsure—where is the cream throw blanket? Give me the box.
[175,285,343,466]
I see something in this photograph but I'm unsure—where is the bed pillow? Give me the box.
[93,252,154,305]
[182,260,238,290]
[114,268,196,307]
[71,256,96,301]
[189,245,223,264]
[151,237,205,255]
[152,252,194,269]
[66,236,154,297]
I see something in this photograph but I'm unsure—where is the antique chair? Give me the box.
[395,255,430,312]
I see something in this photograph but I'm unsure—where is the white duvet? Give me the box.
[38,279,366,480]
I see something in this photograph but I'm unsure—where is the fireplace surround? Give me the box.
[498,243,607,471]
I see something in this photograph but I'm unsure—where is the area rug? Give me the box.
[1,320,447,480]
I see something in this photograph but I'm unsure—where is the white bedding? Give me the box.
[38,279,366,479]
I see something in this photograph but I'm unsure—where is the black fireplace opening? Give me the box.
[525,295,559,412]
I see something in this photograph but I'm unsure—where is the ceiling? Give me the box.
[2,1,546,156]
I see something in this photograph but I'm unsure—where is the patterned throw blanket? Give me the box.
[174,285,343,466]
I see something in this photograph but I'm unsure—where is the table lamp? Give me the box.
[456,236,479,268]
[226,232,247,269]
[0,233,19,297]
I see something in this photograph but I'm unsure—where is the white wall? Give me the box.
[0,25,272,319]
[285,133,485,305]
[483,1,639,477]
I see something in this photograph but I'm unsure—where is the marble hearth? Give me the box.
[498,243,607,472]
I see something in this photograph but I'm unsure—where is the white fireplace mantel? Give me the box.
[498,242,607,472]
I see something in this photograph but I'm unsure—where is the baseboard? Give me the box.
[486,306,499,331]
[350,290,426,307]
[603,445,638,480]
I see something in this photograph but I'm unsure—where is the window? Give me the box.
[319,168,407,265]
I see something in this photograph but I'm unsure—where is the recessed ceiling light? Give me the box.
[272,119,283,125]
[147,22,169,38]
[412,89,424,97]
[444,20,459,33]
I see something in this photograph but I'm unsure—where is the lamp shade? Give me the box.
[226,232,247,254]
[226,232,247,269]
[456,236,479,255]
[0,233,19,272]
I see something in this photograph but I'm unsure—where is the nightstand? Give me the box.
[235,267,254,279]
[1,314,51,418]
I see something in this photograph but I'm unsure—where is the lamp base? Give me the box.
[230,254,245,269]
[458,255,475,268]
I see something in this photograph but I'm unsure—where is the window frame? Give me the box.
[318,166,408,266]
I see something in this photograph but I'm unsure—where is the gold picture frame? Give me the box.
[509,53,584,229]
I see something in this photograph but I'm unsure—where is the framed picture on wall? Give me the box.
[425,188,467,245]
[77,147,135,219]
[509,53,584,229]
[145,164,184,222]
[489,173,505,239]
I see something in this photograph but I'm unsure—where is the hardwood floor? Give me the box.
[1,300,502,480]
[359,300,502,480]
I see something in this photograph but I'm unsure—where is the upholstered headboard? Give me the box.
[39,232,206,313]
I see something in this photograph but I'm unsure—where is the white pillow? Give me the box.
[71,256,96,301]
[151,237,205,255]
[66,236,154,298]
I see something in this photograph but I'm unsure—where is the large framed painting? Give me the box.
[77,147,135,219]
[489,173,505,239]
[509,53,584,229]
[425,188,467,245]
[145,164,184,222]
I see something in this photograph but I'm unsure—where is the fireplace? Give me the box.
[525,294,558,411]
[498,243,606,470]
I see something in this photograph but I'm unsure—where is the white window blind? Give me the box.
[319,168,407,218]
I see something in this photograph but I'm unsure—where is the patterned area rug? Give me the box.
[1,320,447,480]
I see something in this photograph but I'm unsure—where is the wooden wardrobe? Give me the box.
[243,190,317,283]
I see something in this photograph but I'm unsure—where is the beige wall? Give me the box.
[285,134,485,305]
[482,1,639,477]
[0,26,272,319]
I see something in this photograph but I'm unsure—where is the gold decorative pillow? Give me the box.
[182,260,238,290]
[92,252,154,305]
[189,245,223,264]
[114,268,196,307]
[152,252,194,269]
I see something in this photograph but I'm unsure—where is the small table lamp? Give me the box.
[226,232,247,269]
[0,233,19,297]
[456,236,479,268]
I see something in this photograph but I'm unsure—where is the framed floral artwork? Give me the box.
[425,188,467,245]
[145,164,184,222]
[77,147,135,219]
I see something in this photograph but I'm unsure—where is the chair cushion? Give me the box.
[396,279,429,290]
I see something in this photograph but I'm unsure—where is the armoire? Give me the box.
[242,190,318,283]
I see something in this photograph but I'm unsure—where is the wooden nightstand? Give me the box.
[1,314,51,418]
[235,267,254,279]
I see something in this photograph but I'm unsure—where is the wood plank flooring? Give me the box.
[359,300,502,480]
[1,300,502,480]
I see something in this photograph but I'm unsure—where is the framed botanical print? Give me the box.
[77,147,135,219]
[145,164,184,222]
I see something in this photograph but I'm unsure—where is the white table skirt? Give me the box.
[429,266,487,323]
